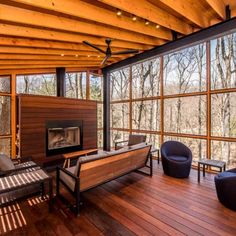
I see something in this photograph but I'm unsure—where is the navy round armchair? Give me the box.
[215,168,236,211]
[161,141,192,178]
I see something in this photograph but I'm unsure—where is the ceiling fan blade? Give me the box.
[112,49,139,55]
[83,41,106,54]
[101,55,110,66]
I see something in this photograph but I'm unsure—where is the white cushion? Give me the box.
[59,167,76,191]
[0,154,15,171]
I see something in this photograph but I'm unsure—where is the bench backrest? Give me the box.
[78,145,151,191]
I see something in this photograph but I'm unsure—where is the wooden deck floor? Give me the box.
[1,162,236,236]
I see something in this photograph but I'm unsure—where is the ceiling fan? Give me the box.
[83,38,139,66]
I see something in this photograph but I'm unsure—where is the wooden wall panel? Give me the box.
[18,94,97,165]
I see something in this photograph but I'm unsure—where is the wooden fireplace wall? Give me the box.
[18,94,97,165]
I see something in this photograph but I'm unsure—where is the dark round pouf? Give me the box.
[214,168,236,211]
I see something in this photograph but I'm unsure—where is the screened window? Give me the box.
[17,74,56,96]
[111,103,129,129]
[132,58,160,99]
[164,44,206,95]
[211,32,236,90]
[0,96,11,135]
[111,67,130,101]
[132,100,160,131]
[164,96,206,135]
[90,74,102,101]
[0,76,11,93]
[66,72,86,99]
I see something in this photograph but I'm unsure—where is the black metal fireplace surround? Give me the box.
[46,120,83,156]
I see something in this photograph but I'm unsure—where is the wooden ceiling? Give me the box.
[0,0,235,71]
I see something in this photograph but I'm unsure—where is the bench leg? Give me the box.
[203,164,205,177]
[56,168,60,196]
[40,182,45,200]
[48,178,53,212]
[198,163,200,182]
[75,180,80,216]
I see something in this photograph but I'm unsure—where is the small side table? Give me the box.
[198,158,226,182]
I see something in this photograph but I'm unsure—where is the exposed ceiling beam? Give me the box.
[0,65,100,70]
[157,0,209,28]
[3,0,171,40]
[0,60,107,65]
[0,36,138,52]
[0,46,129,58]
[0,68,99,74]
[205,0,226,19]
[98,0,194,34]
[0,4,164,46]
[0,54,119,61]
[0,24,153,50]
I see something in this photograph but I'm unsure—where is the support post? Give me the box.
[56,67,66,97]
[102,70,110,151]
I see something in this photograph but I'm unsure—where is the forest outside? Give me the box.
[110,31,236,168]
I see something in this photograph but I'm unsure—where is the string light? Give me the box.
[145,20,150,25]
[75,54,78,57]
[116,9,122,16]
[97,55,100,58]
[87,55,90,57]
[156,24,160,29]
[60,53,64,56]
[132,15,137,21]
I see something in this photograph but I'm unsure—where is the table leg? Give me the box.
[203,164,205,177]
[157,151,160,164]
[198,163,200,182]
[68,159,71,168]
[224,165,226,171]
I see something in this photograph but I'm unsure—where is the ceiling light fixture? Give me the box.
[145,20,150,25]
[61,53,64,56]
[87,55,90,57]
[132,15,137,21]
[97,55,100,58]
[75,54,78,57]
[116,9,122,16]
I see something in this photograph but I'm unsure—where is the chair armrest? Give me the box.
[0,164,39,177]
[57,167,78,181]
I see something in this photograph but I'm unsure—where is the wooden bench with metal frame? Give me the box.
[56,144,152,215]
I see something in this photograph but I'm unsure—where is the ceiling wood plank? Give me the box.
[157,0,209,28]
[98,0,194,34]
[205,0,226,19]
[0,36,131,52]
[0,24,153,50]
[0,46,129,58]
[0,4,164,46]
[3,0,171,40]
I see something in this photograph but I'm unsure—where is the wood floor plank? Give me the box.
[1,162,236,236]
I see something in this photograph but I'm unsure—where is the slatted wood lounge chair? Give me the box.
[0,168,53,211]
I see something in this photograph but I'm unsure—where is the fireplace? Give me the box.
[46,120,83,156]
